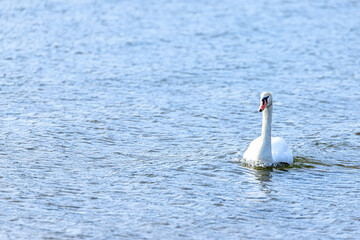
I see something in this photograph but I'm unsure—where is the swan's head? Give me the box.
[259,92,272,112]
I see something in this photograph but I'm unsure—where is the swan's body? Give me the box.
[243,92,293,167]
[243,136,293,166]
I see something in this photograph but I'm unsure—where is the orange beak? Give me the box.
[259,98,267,112]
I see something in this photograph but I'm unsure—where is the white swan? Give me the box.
[243,92,293,167]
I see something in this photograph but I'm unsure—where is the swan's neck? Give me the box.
[258,105,273,163]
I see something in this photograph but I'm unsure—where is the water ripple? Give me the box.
[0,0,359,239]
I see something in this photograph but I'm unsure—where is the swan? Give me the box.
[243,92,293,167]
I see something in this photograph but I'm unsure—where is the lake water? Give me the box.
[0,0,359,239]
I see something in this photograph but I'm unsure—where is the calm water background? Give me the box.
[1,0,360,239]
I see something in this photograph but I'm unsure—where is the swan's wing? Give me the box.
[243,137,261,161]
[271,137,293,164]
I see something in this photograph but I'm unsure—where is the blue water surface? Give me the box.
[0,0,359,239]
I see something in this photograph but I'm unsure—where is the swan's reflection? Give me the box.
[254,168,272,183]
[233,159,274,199]
[251,168,273,197]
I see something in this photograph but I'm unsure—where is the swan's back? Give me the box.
[271,137,293,164]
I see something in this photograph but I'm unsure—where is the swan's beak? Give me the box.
[259,99,267,112]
